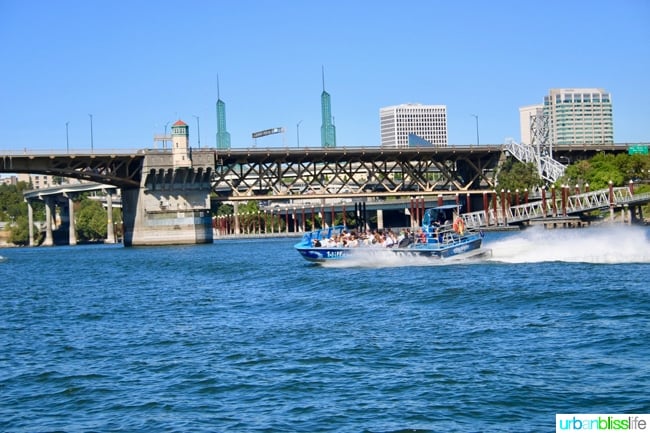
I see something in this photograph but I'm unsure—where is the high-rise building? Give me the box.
[542,88,613,145]
[216,77,231,150]
[320,68,336,148]
[380,103,448,148]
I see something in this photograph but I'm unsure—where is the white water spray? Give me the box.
[486,225,650,264]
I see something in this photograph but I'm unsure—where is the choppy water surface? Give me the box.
[1,225,649,432]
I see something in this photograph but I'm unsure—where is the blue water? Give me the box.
[1,225,649,432]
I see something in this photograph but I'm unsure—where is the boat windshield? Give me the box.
[422,209,433,227]
[423,205,459,228]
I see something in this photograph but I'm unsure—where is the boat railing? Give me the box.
[300,223,479,249]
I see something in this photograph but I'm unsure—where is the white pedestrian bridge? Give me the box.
[462,186,650,228]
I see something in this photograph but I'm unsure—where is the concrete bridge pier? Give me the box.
[376,209,384,230]
[105,190,115,244]
[233,202,240,235]
[64,193,77,246]
[27,201,34,247]
[630,203,644,223]
[42,196,54,247]
[121,149,214,246]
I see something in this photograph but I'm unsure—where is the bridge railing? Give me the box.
[461,186,640,227]
[618,191,650,204]
[504,139,567,183]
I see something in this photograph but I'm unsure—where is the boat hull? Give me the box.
[295,236,484,263]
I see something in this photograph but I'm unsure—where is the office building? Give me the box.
[17,173,54,189]
[380,104,448,148]
[542,88,613,145]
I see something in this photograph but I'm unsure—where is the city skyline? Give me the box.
[1,1,648,152]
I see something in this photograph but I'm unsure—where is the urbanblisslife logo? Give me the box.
[556,414,649,431]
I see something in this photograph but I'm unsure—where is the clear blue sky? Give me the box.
[1,0,648,152]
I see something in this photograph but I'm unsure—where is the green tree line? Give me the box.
[498,153,650,192]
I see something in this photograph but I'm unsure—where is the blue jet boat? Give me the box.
[294,204,489,264]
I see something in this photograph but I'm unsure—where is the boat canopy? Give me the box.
[422,204,462,228]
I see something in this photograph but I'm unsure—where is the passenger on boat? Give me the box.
[397,230,411,247]
[362,230,374,246]
[417,229,426,244]
[312,238,322,247]
[452,215,465,236]
[396,230,405,245]
[383,229,396,248]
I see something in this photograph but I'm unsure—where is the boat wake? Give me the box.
[486,225,650,264]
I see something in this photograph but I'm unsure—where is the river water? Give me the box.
[1,225,649,432]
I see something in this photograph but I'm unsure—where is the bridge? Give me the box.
[23,182,119,247]
[461,184,650,229]
[1,142,644,245]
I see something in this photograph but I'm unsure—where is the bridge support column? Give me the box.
[233,202,240,235]
[27,200,34,247]
[376,209,384,230]
[320,205,326,229]
[42,197,54,247]
[633,204,644,223]
[67,195,77,246]
[122,186,212,246]
[105,190,115,244]
[121,151,214,246]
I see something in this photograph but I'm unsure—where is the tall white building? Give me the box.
[533,88,614,146]
[380,103,448,148]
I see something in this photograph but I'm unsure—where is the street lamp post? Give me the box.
[471,114,479,146]
[89,114,94,153]
[193,115,201,148]
[297,120,302,148]
[65,121,69,153]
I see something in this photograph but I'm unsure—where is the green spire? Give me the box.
[216,75,231,150]
[320,66,336,148]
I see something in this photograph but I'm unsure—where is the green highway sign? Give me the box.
[628,145,649,155]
